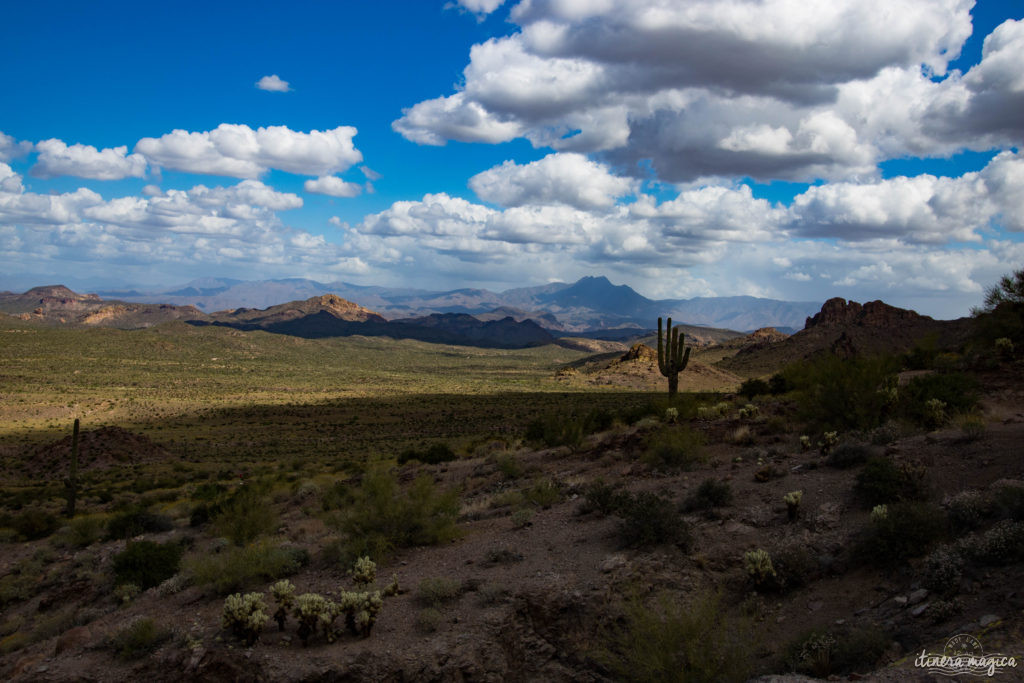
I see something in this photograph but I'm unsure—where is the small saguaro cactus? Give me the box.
[64,418,80,518]
[657,317,691,399]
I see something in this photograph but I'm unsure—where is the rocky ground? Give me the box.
[2,360,1022,682]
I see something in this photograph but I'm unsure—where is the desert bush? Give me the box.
[222,592,269,646]
[493,453,523,479]
[956,520,1024,565]
[899,372,978,429]
[855,502,946,566]
[771,542,818,590]
[643,426,706,470]
[946,490,990,533]
[618,492,692,550]
[784,354,898,432]
[417,577,462,607]
[477,583,510,606]
[212,484,277,546]
[106,508,173,540]
[112,540,183,589]
[416,607,443,633]
[784,626,888,678]
[10,508,60,541]
[579,481,631,516]
[993,485,1024,521]
[682,479,732,513]
[598,589,755,683]
[827,443,873,469]
[510,508,533,529]
[108,617,171,660]
[739,378,770,399]
[957,413,986,442]
[397,442,457,465]
[523,478,562,508]
[920,545,964,596]
[52,514,107,548]
[524,413,583,448]
[332,469,460,562]
[927,598,965,623]
[855,457,929,506]
[187,540,304,594]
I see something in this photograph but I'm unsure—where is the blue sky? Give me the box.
[1,0,1021,318]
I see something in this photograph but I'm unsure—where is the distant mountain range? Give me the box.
[97,275,820,333]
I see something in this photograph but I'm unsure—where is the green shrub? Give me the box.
[398,442,457,465]
[10,508,60,541]
[106,509,173,540]
[855,502,946,566]
[523,478,562,509]
[113,540,183,589]
[784,354,898,432]
[187,540,305,594]
[108,618,171,660]
[331,469,460,562]
[61,514,107,548]
[899,373,979,428]
[642,427,706,470]
[617,492,692,550]
[597,590,754,683]
[784,626,888,678]
[579,481,631,516]
[494,453,523,479]
[416,577,463,607]
[212,484,277,546]
[739,378,770,399]
[682,479,732,513]
[524,413,583,448]
[855,457,929,506]
[993,485,1024,521]
[416,607,444,633]
[827,443,873,469]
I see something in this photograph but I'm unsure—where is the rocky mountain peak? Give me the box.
[804,297,929,330]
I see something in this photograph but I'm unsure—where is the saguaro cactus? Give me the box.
[657,317,691,399]
[64,418,80,518]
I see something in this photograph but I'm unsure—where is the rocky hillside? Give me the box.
[0,286,208,328]
[717,298,973,377]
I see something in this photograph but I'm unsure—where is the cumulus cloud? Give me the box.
[31,139,147,180]
[135,124,362,179]
[450,0,506,17]
[0,132,32,162]
[394,1,1024,184]
[303,176,362,198]
[0,172,367,283]
[469,153,636,209]
[256,74,291,92]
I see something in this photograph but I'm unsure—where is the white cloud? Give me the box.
[135,124,362,179]
[0,163,24,194]
[303,176,362,198]
[393,0,1024,185]
[0,132,32,162]
[450,0,506,17]
[31,139,147,180]
[256,74,291,92]
[469,152,636,209]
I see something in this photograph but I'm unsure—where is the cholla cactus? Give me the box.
[664,407,679,423]
[350,556,377,586]
[383,574,400,597]
[222,592,269,646]
[995,337,1014,357]
[819,431,839,456]
[338,590,384,637]
[799,435,811,452]
[269,579,296,631]
[294,592,332,646]
[744,549,776,589]
[738,403,759,419]
[783,490,803,521]
[925,398,947,428]
[870,504,888,522]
